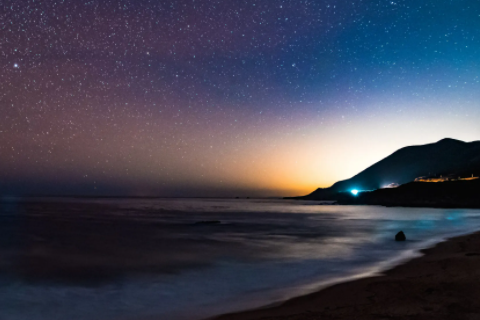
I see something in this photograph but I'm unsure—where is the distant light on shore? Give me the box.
[351,189,359,196]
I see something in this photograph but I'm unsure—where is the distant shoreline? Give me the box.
[0,195,282,200]
[212,230,480,320]
[287,180,480,209]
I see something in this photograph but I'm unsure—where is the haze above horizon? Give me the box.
[1,0,480,197]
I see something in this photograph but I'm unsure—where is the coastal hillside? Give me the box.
[339,179,480,208]
[294,138,480,200]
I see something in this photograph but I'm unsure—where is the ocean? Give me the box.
[1,197,480,320]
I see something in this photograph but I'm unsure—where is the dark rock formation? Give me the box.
[395,231,406,241]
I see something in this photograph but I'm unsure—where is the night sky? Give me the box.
[1,0,480,197]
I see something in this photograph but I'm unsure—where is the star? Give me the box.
[13,63,19,68]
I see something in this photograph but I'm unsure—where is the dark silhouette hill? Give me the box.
[292,138,480,200]
[338,179,480,208]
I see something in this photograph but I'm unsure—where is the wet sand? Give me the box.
[214,231,480,320]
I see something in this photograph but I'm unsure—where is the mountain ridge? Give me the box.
[291,138,480,200]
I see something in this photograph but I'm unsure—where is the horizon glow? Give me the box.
[1,0,480,197]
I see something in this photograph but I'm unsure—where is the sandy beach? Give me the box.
[214,231,480,320]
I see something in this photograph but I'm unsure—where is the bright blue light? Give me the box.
[351,189,359,195]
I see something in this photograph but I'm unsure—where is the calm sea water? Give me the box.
[1,197,480,320]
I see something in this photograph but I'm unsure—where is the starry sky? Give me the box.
[1,0,480,197]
